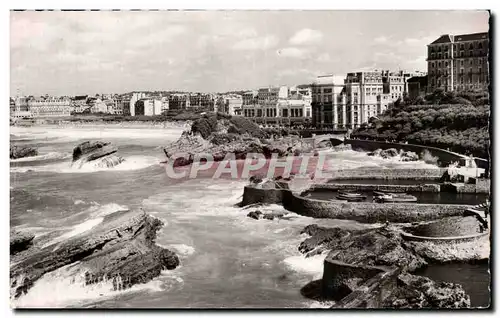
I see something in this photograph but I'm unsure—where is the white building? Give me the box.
[134,98,163,116]
[129,92,148,116]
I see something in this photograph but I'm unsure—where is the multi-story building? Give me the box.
[28,96,72,117]
[427,32,489,92]
[220,94,243,116]
[134,98,163,116]
[71,95,89,113]
[312,71,394,130]
[91,98,108,113]
[311,74,347,129]
[129,92,148,116]
[382,70,405,101]
[168,94,190,110]
[189,93,215,109]
[160,97,169,114]
[242,90,258,106]
[11,97,33,118]
[407,75,429,99]
[115,95,130,115]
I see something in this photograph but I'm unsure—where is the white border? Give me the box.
[2,1,498,317]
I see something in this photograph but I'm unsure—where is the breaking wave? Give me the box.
[10,152,71,163]
[10,155,160,174]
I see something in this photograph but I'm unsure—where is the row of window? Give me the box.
[430,41,485,53]
[430,58,486,68]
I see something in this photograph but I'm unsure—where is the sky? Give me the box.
[10,10,489,96]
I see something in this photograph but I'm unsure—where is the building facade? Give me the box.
[168,94,190,110]
[28,97,72,117]
[311,71,395,130]
[134,98,163,116]
[189,93,215,109]
[11,97,32,118]
[129,92,148,116]
[427,32,489,92]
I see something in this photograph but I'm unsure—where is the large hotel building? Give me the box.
[310,70,421,129]
[427,32,489,92]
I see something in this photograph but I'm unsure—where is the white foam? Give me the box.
[10,126,183,144]
[74,199,85,205]
[11,264,165,308]
[42,203,128,248]
[10,155,160,174]
[168,244,196,257]
[283,253,327,280]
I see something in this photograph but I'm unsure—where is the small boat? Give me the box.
[375,193,418,203]
[336,191,367,201]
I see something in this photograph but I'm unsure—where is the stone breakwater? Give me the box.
[10,210,180,300]
[241,184,471,223]
[328,168,447,181]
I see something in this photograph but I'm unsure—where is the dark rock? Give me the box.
[262,212,286,220]
[10,211,179,298]
[317,140,332,149]
[247,210,263,220]
[10,145,38,159]
[401,151,419,162]
[72,141,110,162]
[10,231,35,255]
[249,174,265,185]
[380,148,399,159]
[382,273,470,308]
[299,225,351,255]
[71,141,124,169]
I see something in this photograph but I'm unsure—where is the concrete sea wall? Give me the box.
[241,186,471,223]
[313,183,441,193]
[328,168,446,181]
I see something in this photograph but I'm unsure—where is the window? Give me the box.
[461,60,464,66]
[460,51,464,57]
[445,61,448,67]
[438,62,441,68]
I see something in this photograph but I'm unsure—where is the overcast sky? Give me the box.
[10,10,489,96]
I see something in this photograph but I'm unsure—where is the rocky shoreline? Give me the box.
[10,210,179,301]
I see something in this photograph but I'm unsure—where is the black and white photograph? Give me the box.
[8,8,492,310]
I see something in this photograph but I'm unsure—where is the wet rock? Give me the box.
[401,151,419,162]
[247,210,263,220]
[327,226,427,271]
[10,230,35,255]
[380,148,399,159]
[10,145,38,159]
[316,140,332,149]
[163,115,311,167]
[10,211,179,298]
[299,225,352,255]
[71,141,124,169]
[246,210,287,221]
[382,273,470,308]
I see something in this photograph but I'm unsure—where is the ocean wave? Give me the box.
[10,126,183,144]
[283,253,327,281]
[10,152,71,163]
[42,203,129,249]
[11,263,166,308]
[10,155,160,174]
[167,244,196,257]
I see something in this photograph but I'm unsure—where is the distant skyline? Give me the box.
[11,10,489,96]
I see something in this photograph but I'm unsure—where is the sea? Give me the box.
[9,125,489,308]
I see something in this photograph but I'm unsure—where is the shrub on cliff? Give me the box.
[229,116,266,139]
[191,115,219,139]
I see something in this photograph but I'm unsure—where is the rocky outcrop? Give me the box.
[400,151,419,162]
[71,141,125,169]
[10,211,179,299]
[246,210,287,221]
[382,273,470,308]
[367,148,420,162]
[316,140,332,149]
[163,133,310,168]
[10,145,38,159]
[297,220,485,308]
[10,230,35,255]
